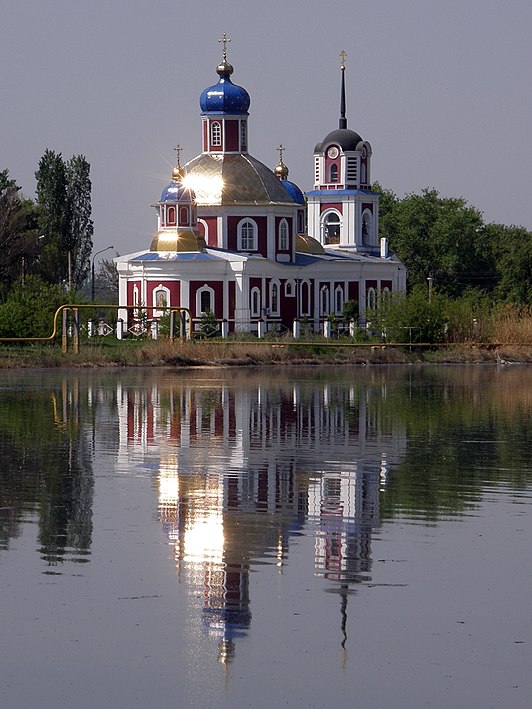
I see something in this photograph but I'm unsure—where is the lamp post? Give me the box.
[91,245,114,301]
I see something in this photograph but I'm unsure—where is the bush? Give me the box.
[0,276,67,338]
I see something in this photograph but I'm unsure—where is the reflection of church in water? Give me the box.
[116,375,405,662]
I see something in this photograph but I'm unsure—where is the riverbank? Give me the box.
[0,339,530,368]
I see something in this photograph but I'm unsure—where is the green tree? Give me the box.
[94,256,119,301]
[0,170,40,297]
[35,150,93,293]
[490,224,532,305]
[375,186,497,298]
[0,275,66,337]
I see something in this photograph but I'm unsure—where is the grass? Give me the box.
[0,334,530,369]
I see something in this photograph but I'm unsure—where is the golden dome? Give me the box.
[150,229,207,252]
[295,234,326,255]
[274,160,289,179]
[171,164,185,182]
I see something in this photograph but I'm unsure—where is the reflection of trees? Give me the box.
[0,383,94,567]
[379,366,532,520]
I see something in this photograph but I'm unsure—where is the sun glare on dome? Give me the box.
[183,174,223,204]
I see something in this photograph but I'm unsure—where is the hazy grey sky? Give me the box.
[2,0,531,259]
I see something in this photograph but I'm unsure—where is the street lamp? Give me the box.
[91,245,114,301]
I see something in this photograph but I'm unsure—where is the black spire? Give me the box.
[339,50,347,129]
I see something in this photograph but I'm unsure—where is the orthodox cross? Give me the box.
[219,33,231,60]
[277,144,285,164]
[173,144,182,167]
[340,50,347,70]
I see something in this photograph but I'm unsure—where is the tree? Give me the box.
[0,275,66,337]
[94,257,119,301]
[35,150,93,293]
[375,186,497,298]
[0,170,40,298]
[490,224,532,305]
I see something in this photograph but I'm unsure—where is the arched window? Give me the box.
[269,280,280,316]
[250,287,261,318]
[362,211,372,245]
[367,287,376,311]
[133,285,140,317]
[278,219,289,250]
[166,206,176,226]
[198,218,208,243]
[196,285,215,316]
[285,279,295,297]
[335,286,344,315]
[329,163,339,183]
[297,210,304,233]
[322,211,341,244]
[238,219,257,251]
[320,286,330,316]
[211,121,222,147]
[300,280,311,317]
[179,206,189,225]
[361,161,367,184]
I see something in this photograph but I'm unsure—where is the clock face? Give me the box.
[327,146,339,159]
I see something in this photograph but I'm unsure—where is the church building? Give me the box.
[116,40,406,335]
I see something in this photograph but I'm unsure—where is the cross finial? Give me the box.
[277,144,285,164]
[173,144,182,166]
[218,32,231,60]
[340,50,347,70]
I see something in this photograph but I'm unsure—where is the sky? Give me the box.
[1,0,531,261]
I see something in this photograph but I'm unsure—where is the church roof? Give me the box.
[184,153,297,206]
[314,128,363,153]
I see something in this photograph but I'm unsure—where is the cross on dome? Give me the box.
[340,50,347,70]
[218,32,231,60]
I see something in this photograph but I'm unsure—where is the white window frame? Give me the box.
[196,285,215,316]
[329,163,339,183]
[237,218,258,251]
[250,287,261,318]
[320,286,330,317]
[362,209,372,245]
[300,280,311,317]
[366,287,376,311]
[278,219,289,251]
[153,284,170,316]
[269,279,280,316]
[334,285,344,315]
[211,121,222,147]
[285,279,295,297]
[321,210,342,244]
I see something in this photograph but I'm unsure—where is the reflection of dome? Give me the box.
[185,153,297,206]
[199,61,250,115]
[296,234,326,254]
[315,128,363,153]
[150,230,206,252]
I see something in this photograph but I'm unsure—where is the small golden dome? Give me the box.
[171,164,185,182]
[274,160,289,180]
[295,234,326,255]
[150,230,207,253]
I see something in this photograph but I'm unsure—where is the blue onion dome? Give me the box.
[199,60,250,115]
[160,181,195,202]
[282,180,305,205]
[274,156,305,205]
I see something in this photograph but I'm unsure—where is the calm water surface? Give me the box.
[0,365,530,708]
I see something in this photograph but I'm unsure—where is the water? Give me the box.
[0,365,530,708]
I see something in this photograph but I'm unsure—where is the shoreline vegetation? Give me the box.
[0,339,530,369]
